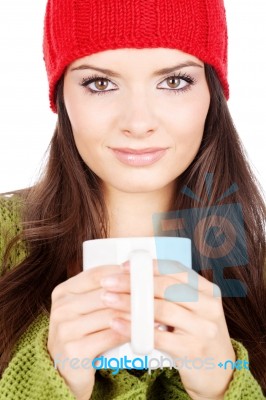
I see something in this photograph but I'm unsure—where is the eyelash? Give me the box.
[80,72,197,96]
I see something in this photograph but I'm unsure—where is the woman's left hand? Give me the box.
[100,259,236,400]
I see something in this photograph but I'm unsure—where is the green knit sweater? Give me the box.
[0,195,265,399]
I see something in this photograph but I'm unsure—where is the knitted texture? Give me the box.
[43,0,229,113]
[0,195,265,399]
[0,195,27,272]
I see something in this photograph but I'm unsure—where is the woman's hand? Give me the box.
[48,265,129,400]
[100,260,236,400]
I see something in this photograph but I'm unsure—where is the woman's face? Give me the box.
[64,48,210,194]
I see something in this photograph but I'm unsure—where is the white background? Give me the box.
[0,0,265,195]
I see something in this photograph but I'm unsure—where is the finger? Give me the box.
[100,273,223,320]
[154,259,221,297]
[153,298,201,333]
[153,276,223,319]
[153,274,214,303]
[109,318,131,338]
[52,288,108,319]
[99,270,199,302]
[100,271,212,300]
[100,287,216,332]
[101,291,131,313]
[100,269,202,296]
[154,329,194,358]
[108,317,222,361]
[122,258,220,297]
[100,268,221,301]
[122,258,192,277]
[51,309,131,343]
[108,317,209,354]
[55,327,130,366]
[101,293,204,336]
[81,327,130,358]
[100,273,131,292]
[52,265,125,299]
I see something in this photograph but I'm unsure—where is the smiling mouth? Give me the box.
[109,147,169,166]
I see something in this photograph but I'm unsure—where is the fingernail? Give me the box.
[101,291,120,304]
[120,260,130,270]
[154,323,170,331]
[110,318,126,332]
[157,324,168,331]
[100,277,118,288]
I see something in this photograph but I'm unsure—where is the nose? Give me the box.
[119,91,159,138]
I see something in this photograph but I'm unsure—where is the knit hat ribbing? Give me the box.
[43,0,229,113]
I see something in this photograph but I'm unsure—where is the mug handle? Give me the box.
[129,250,154,354]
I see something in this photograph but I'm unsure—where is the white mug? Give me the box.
[83,236,191,363]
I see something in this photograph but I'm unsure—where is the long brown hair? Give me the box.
[0,65,265,392]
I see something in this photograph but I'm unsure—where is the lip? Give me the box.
[109,147,169,166]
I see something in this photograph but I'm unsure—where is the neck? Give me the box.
[103,182,177,238]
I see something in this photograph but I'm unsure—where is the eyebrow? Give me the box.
[70,61,203,78]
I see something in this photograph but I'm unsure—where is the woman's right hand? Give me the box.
[47,265,130,400]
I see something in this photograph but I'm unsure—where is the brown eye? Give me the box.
[167,77,181,89]
[81,76,116,94]
[157,75,193,92]
[94,79,109,91]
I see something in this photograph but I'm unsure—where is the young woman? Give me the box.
[0,0,265,399]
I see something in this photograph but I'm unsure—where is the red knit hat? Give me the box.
[43,0,229,113]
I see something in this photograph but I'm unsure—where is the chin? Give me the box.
[109,177,175,194]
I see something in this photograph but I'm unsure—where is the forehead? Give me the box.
[67,48,204,75]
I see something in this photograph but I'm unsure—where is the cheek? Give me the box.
[171,101,208,142]
[65,106,97,139]
[168,97,209,166]
[66,106,112,151]
[64,81,114,138]
[72,126,101,159]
